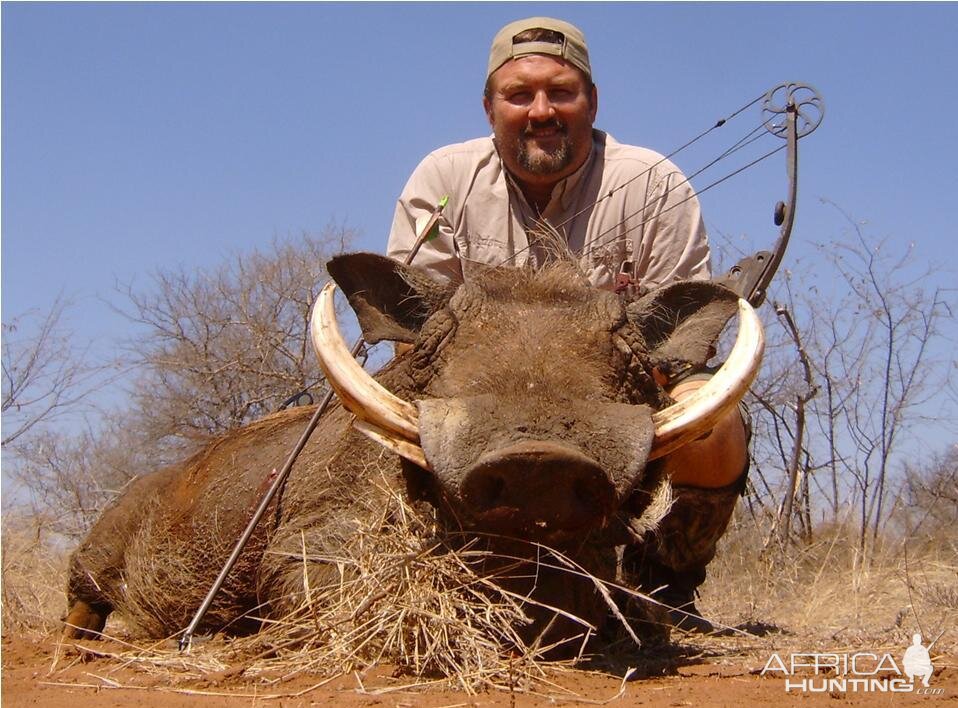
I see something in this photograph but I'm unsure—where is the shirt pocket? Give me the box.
[587,238,628,271]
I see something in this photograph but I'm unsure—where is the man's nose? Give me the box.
[528,91,555,121]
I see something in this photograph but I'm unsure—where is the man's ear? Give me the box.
[483,94,495,128]
[326,253,452,344]
[589,83,598,123]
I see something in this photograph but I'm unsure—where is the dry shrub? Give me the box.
[701,512,958,651]
[1,512,70,635]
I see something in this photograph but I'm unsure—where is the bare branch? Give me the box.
[1,295,115,447]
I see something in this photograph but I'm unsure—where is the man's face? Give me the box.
[484,55,598,189]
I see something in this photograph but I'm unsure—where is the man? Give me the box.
[387,17,748,633]
[388,18,710,291]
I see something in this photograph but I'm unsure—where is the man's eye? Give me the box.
[549,89,575,101]
[505,91,532,104]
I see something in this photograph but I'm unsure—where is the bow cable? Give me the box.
[497,115,782,268]
[492,83,824,293]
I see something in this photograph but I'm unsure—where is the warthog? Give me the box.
[65,252,762,649]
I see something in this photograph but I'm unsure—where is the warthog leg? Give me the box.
[623,475,746,633]
[63,599,111,639]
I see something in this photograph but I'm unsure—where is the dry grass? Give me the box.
[6,490,956,697]
[217,484,558,694]
[702,513,958,654]
[1,512,70,635]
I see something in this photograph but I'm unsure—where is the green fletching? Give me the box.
[425,196,450,241]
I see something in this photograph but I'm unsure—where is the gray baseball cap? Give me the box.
[487,17,591,81]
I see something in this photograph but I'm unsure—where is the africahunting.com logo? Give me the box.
[761,633,944,695]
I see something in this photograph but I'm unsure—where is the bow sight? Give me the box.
[718,82,825,307]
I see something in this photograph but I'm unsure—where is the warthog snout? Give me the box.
[461,440,615,535]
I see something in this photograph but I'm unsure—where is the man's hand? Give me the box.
[658,377,749,489]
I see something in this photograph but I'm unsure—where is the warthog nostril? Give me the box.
[573,477,608,515]
[466,472,506,509]
[461,440,615,532]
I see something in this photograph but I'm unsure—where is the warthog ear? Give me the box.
[327,253,454,344]
[626,281,740,378]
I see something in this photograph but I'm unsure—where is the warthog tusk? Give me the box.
[311,283,421,443]
[648,298,765,460]
[312,284,762,469]
[353,420,432,470]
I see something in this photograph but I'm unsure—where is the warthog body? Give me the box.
[66,253,756,648]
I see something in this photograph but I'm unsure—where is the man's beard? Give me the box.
[515,120,573,175]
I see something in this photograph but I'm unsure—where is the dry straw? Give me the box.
[234,480,549,693]
[1,513,70,634]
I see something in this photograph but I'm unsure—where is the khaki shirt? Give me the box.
[387,130,711,289]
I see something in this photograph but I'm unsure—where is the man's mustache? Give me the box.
[522,119,566,136]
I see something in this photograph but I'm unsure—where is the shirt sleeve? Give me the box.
[386,153,464,285]
[635,169,712,287]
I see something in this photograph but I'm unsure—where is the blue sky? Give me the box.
[3,3,957,393]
